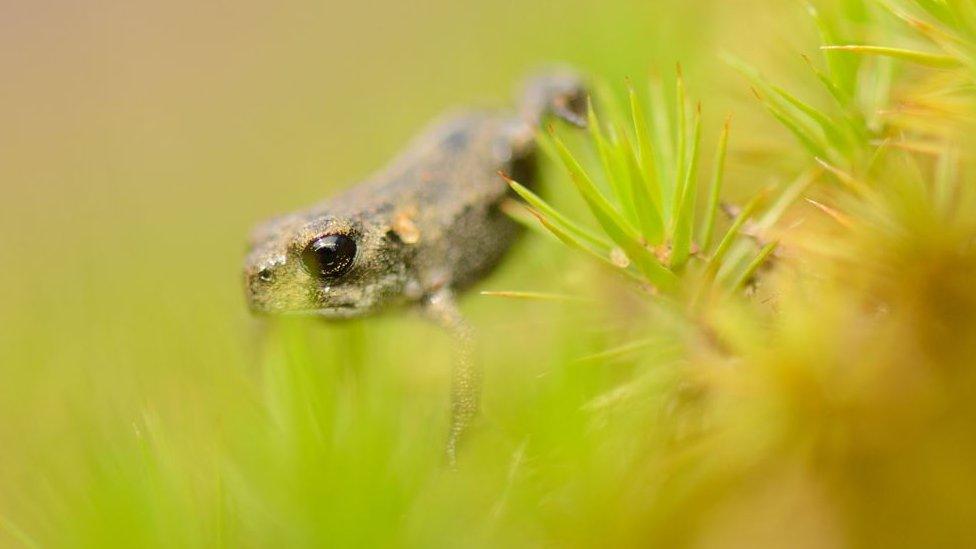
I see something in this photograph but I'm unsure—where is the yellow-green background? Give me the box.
[0,1,898,546]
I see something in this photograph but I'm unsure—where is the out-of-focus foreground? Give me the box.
[3,0,976,547]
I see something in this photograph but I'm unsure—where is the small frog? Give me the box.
[244,69,587,464]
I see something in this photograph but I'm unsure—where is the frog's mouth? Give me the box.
[265,302,364,319]
[247,300,359,317]
[312,303,368,320]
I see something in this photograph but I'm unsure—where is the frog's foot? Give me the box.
[519,68,589,129]
[550,87,588,129]
[422,287,479,468]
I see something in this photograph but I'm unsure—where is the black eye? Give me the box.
[300,234,357,279]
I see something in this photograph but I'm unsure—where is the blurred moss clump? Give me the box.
[3,0,976,547]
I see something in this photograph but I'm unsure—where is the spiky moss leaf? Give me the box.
[528,207,633,275]
[628,82,665,215]
[878,2,976,64]
[807,197,854,229]
[799,52,854,108]
[575,338,656,363]
[548,131,679,291]
[587,98,638,227]
[504,176,613,252]
[731,241,779,290]
[616,130,665,244]
[700,116,731,253]
[546,131,640,242]
[671,105,701,270]
[758,169,819,229]
[807,2,862,96]
[500,195,646,281]
[731,54,872,165]
[821,44,963,68]
[814,158,883,205]
[770,83,856,152]
[702,189,769,290]
[673,66,688,225]
[721,169,816,283]
[650,81,677,197]
[799,53,873,145]
[758,91,833,160]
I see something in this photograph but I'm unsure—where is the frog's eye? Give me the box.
[300,234,357,279]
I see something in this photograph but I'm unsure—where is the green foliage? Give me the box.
[5,1,976,547]
[491,1,976,545]
[507,73,780,303]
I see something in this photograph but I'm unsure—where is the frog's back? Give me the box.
[366,110,535,289]
[320,111,528,217]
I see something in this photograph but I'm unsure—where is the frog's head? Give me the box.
[244,210,411,319]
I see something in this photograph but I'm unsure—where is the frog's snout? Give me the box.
[243,246,289,313]
[244,265,274,314]
[247,267,274,303]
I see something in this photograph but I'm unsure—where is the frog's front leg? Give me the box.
[422,286,479,468]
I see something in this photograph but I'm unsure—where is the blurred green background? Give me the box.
[3,0,949,547]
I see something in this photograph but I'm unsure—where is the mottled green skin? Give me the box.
[244,71,584,319]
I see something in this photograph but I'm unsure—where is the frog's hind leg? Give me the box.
[422,288,479,468]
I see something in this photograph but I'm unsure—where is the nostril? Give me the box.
[257,267,274,282]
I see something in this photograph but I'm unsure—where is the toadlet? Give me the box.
[244,69,588,464]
